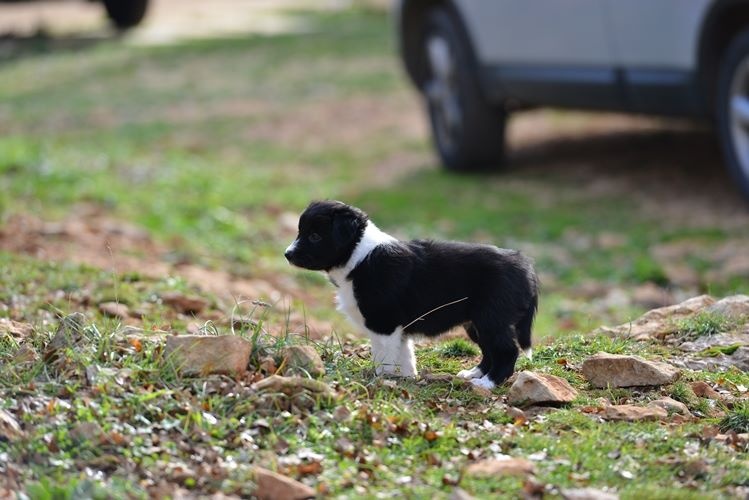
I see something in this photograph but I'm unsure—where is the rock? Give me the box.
[561,487,619,500]
[0,409,24,441]
[163,335,252,377]
[581,352,679,388]
[603,404,667,422]
[464,457,535,477]
[44,312,86,361]
[253,466,315,500]
[70,422,104,443]
[677,346,749,372]
[161,292,209,315]
[99,302,130,319]
[596,295,715,340]
[706,295,749,320]
[0,318,33,338]
[507,371,578,406]
[282,345,325,378]
[12,345,38,364]
[649,397,691,417]
[450,488,477,500]
[690,381,722,400]
[251,375,336,400]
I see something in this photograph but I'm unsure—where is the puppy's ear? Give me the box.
[332,213,359,245]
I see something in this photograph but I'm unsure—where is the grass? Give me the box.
[1,5,748,499]
[720,400,749,433]
[675,312,735,339]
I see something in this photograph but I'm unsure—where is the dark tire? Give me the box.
[102,0,149,30]
[421,7,506,171]
[716,29,749,202]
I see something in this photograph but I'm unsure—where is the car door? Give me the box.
[453,0,626,110]
[604,0,711,115]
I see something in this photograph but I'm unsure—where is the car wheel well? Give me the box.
[699,1,749,116]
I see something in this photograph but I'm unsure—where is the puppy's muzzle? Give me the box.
[284,240,298,263]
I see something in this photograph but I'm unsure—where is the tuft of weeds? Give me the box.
[437,338,479,358]
[668,381,699,408]
[675,311,733,338]
[719,400,749,433]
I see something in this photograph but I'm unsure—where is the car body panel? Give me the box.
[395,0,716,117]
[605,0,711,69]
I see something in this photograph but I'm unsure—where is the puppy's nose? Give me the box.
[284,240,297,261]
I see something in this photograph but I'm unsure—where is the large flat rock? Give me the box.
[163,335,252,377]
[507,371,578,406]
[582,352,679,388]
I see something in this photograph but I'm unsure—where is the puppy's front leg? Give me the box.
[398,337,418,377]
[369,327,414,376]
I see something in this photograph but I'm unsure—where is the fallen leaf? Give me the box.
[297,461,322,476]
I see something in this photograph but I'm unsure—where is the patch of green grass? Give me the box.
[436,338,480,358]
[675,311,734,338]
[668,381,699,407]
[719,400,749,433]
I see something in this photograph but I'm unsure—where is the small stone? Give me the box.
[507,371,578,406]
[649,397,691,417]
[0,409,24,441]
[603,404,667,422]
[450,488,477,500]
[99,302,130,319]
[0,319,33,338]
[581,352,679,388]
[70,421,104,443]
[465,457,535,477]
[163,335,252,377]
[690,381,722,400]
[161,291,208,315]
[12,345,38,364]
[282,345,325,378]
[706,295,749,320]
[44,312,86,361]
[561,487,620,500]
[253,466,316,500]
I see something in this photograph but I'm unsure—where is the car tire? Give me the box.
[421,7,506,172]
[102,0,149,30]
[716,29,749,202]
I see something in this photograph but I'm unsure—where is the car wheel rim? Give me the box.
[426,34,461,153]
[729,57,749,180]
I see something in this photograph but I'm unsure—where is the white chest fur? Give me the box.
[335,279,366,332]
[326,221,416,377]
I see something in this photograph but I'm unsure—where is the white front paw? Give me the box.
[457,366,484,379]
[470,374,496,390]
[400,362,418,378]
[376,363,397,376]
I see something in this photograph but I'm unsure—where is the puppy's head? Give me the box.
[285,200,368,271]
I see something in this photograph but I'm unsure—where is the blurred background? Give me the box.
[1,0,748,342]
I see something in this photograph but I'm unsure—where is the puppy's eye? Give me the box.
[308,233,322,243]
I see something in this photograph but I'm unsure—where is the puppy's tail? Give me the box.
[516,294,537,359]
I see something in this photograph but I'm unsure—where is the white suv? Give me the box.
[395,0,749,201]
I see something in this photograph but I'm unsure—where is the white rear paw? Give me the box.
[470,374,496,390]
[457,366,484,379]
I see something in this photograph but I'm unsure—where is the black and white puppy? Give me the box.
[284,200,538,389]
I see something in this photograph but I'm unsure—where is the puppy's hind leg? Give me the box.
[469,319,519,390]
[457,323,491,379]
